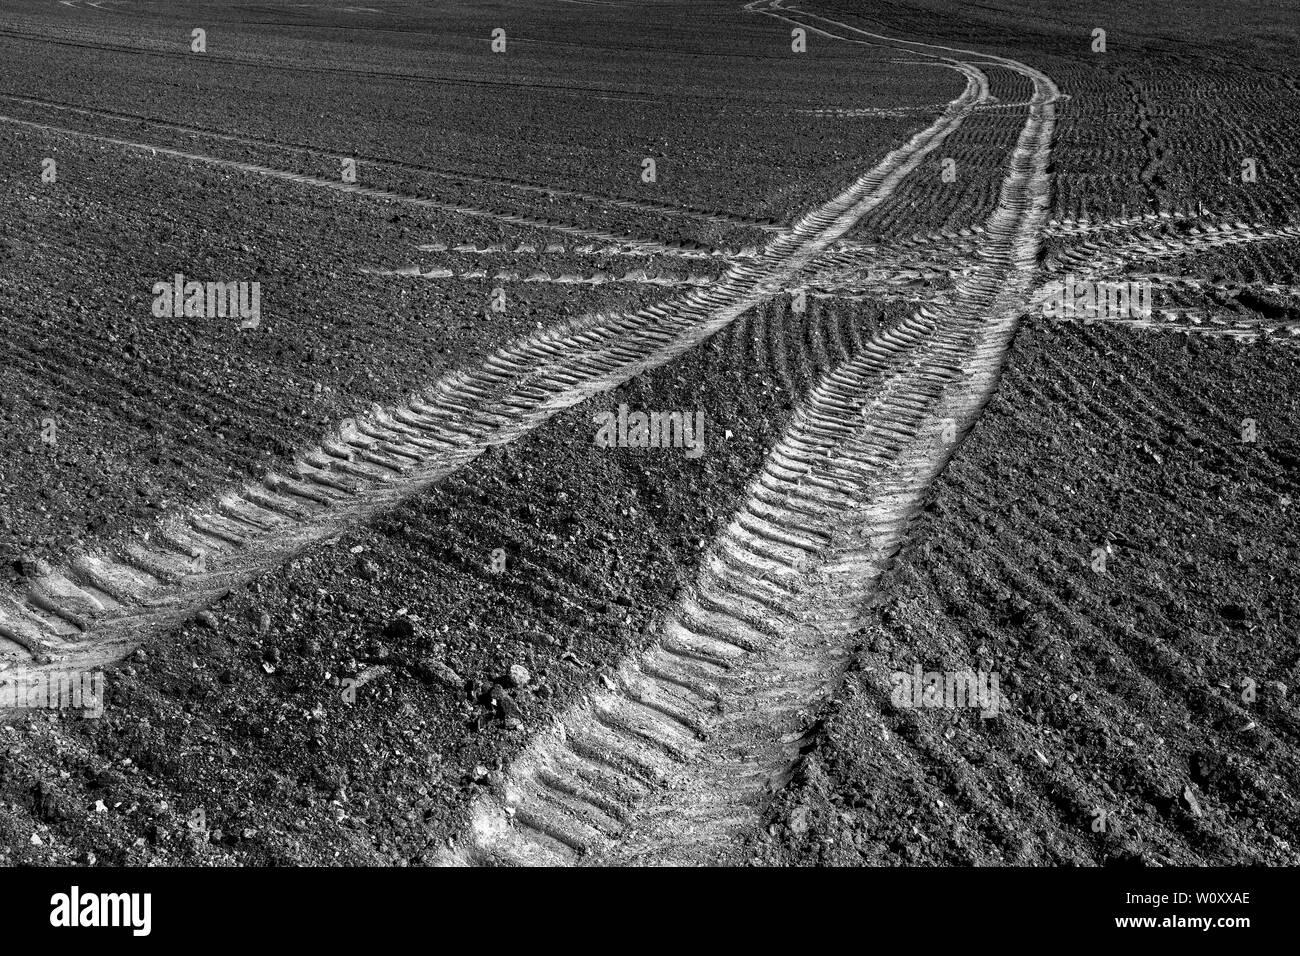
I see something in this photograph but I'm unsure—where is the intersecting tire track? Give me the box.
[0,50,984,695]
[444,0,1058,866]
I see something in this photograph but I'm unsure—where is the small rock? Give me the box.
[788,805,809,836]
[256,611,271,635]
[507,664,531,688]
[497,692,523,722]
[383,617,416,641]
[1181,785,1203,817]
[1263,680,1288,700]
[196,611,218,631]
[415,659,463,689]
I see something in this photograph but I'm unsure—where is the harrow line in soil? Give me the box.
[0,111,742,255]
[0,91,778,234]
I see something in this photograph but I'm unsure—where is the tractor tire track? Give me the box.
[1045,222,1300,274]
[0,55,983,694]
[415,239,749,260]
[369,266,720,288]
[445,0,1058,866]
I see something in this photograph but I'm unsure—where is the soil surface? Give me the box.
[1,0,1297,868]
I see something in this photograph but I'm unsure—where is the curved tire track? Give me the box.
[446,0,1058,866]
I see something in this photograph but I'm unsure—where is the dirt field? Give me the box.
[0,0,1295,869]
